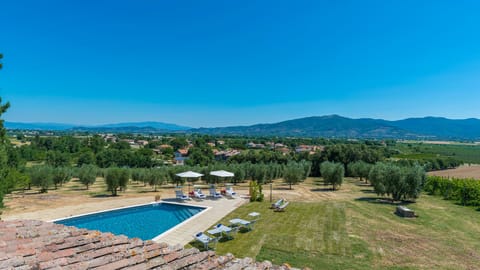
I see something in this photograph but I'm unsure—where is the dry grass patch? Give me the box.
[428,164,480,179]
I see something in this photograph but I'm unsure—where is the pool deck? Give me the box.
[2,192,249,246]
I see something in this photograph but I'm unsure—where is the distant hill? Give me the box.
[6,116,480,140]
[94,121,191,131]
[390,117,480,140]
[5,121,191,132]
[191,115,480,140]
[192,115,414,139]
[5,122,75,131]
[70,126,174,134]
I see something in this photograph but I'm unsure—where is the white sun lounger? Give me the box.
[271,198,284,209]
[225,186,236,198]
[229,218,256,231]
[194,189,207,199]
[175,190,190,200]
[209,188,222,199]
[194,232,217,250]
[207,224,236,239]
[274,201,289,212]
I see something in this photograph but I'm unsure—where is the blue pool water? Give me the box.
[55,203,205,240]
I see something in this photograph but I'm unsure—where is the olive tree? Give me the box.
[283,163,303,190]
[369,162,425,201]
[52,167,72,189]
[320,161,344,190]
[145,169,164,192]
[29,166,54,193]
[348,161,372,183]
[78,164,97,190]
[105,167,130,196]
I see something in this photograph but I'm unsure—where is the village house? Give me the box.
[295,144,312,153]
[214,149,241,161]
[174,148,189,165]
[159,144,173,149]
[295,145,324,154]
[276,147,290,155]
[121,139,136,145]
[136,140,149,146]
[246,142,265,149]
[101,133,117,142]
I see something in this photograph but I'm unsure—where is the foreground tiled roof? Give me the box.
[0,220,294,270]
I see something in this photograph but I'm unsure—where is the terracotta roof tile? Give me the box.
[0,220,298,270]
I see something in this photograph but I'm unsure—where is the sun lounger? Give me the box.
[274,201,289,212]
[207,224,236,239]
[229,218,254,231]
[175,190,190,200]
[271,199,284,209]
[209,188,222,199]
[194,189,207,199]
[194,232,217,250]
[225,186,236,198]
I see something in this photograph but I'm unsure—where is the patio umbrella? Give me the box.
[176,171,204,192]
[210,170,234,186]
[176,171,204,178]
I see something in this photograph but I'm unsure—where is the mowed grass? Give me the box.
[207,179,480,269]
[212,201,372,269]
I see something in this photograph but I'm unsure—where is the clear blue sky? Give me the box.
[1,0,480,127]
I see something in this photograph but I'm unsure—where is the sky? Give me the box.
[1,0,480,128]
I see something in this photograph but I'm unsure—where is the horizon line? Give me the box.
[5,114,480,129]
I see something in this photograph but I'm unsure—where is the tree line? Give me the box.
[15,161,312,196]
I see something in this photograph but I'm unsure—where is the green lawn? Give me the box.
[193,179,480,269]
[211,201,372,269]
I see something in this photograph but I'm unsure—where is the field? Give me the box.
[428,164,480,179]
[393,142,480,164]
[208,178,480,269]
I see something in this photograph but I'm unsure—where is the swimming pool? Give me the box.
[54,202,206,240]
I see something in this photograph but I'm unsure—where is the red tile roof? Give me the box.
[0,220,293,269]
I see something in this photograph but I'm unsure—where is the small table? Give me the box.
[248,212,260,218]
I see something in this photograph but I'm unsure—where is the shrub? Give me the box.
[249,180,264,202]
[425,176,480,206]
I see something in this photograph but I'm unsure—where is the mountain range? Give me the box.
[5,115,480,140]
[192,115,480,140]
[5,121,190,132]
